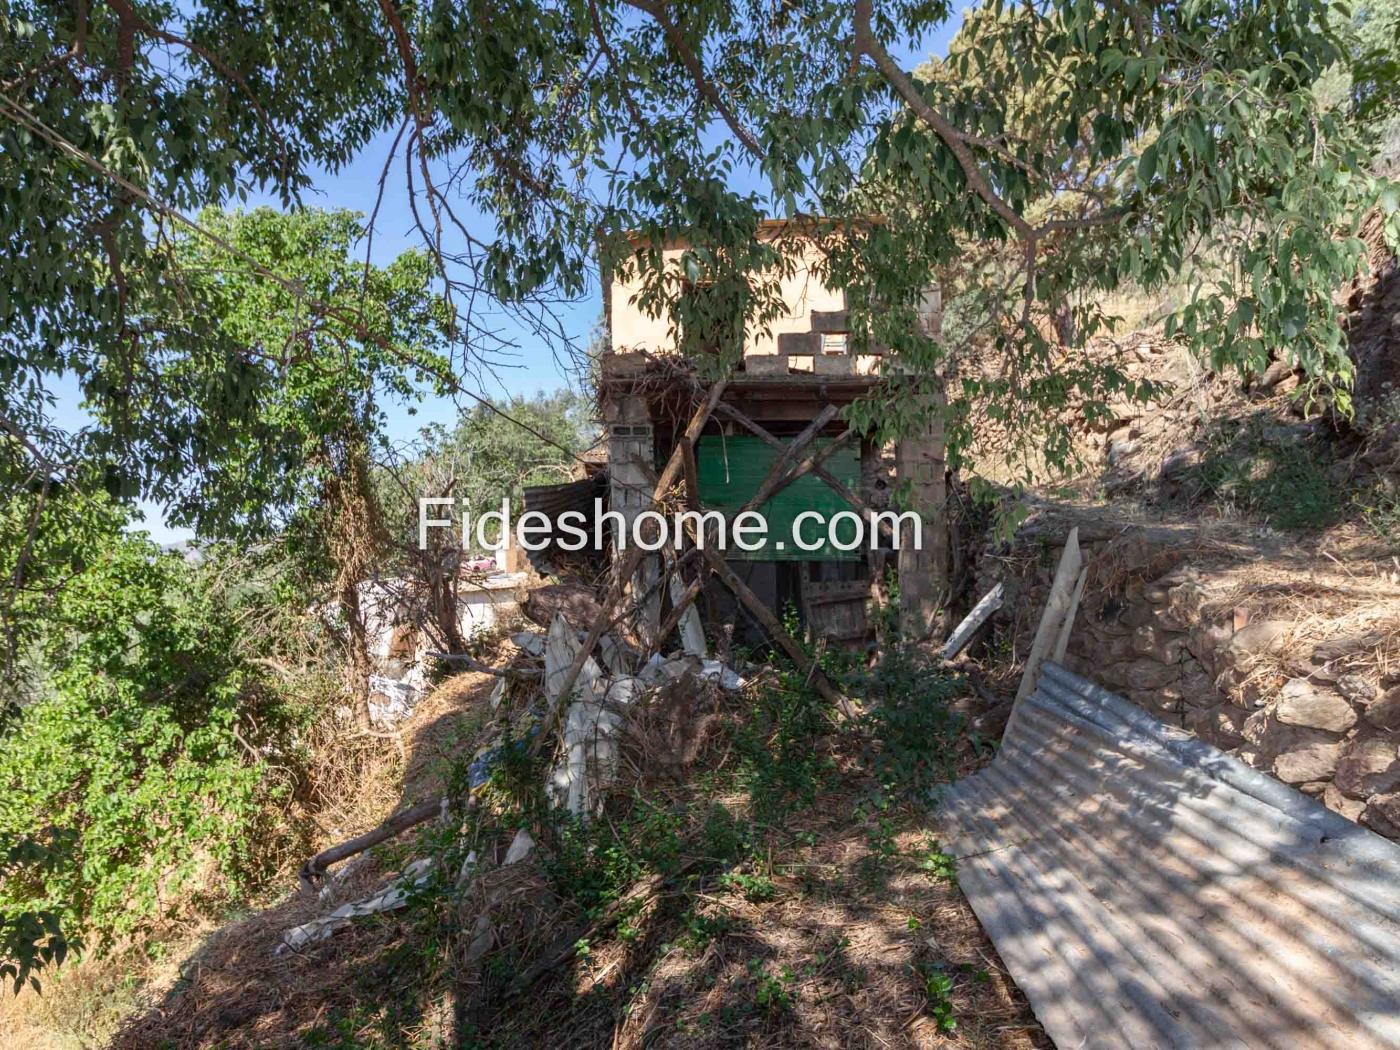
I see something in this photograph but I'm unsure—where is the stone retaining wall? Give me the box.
[1058,568,1400,840]
[985,534,1400,839]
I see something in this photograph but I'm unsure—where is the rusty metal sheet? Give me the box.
[940,662,1400,1049]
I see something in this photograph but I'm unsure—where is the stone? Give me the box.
[1225,619,1290,658]
[1273,737,1345,784]
[1107,438,1138,466]
[1186,621,1234,675]
[1130,624,1188,664]
[1214,666,1266,708]
[1120,658,1183,691]
[1241,709,1271,749]
[1334,735,1400,799]
[1364,686,1400,732]
[1274,679,1357,733]
[1229,745,1264,768]
[1335,674,1375,706]
[1361,793,1400,839]
[1160,448,1201,478]
[1310,631,1384,664]
[1121,602,1157,629]
[1298,781,1327,798]
[1324,782,1366,822]
[1173,667,1222,709]
[1185,705,1249,745]
[813,353,854,376]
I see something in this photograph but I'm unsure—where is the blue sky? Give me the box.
[96,19,960,543]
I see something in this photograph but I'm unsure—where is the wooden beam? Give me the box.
[653,378,728,499]
[658,574,705,656]
[940,582,1004,661]
[695,543,855,719]
[680,438,701,511]
[543,382,730,728]
[714,401,888,532]
[1014,527,1083,711]
[737,403,839,515]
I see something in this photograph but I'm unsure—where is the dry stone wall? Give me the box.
[1067,570,1400,838]
[985,530,1400,840]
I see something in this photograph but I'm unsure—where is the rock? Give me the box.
[1161,667,1219,708]
[1160,448,1201,478]
[1364,686,1400,732]
[1335,736,1400,799]
[1273,737,1345,784]
[1298,781,1327,798]
[1310,631,1384,664]
[1225,620,1290,658]
[1121,602,1157,629]
[1186,621,1234,674]
[1107,438,1138,466]
[1323,783,1366,822]
[1274,679,1357,733]
[1361,793,1400,839]
[1229,746,1264,767]
[1241,709,1271,749]
[1214,665,1267,708]
[1336,674,1375,706]
[1120,659,1183,691]
[1185,705,1249,746]
[1130,624,1188,663]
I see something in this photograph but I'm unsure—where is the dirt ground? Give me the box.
[36,652,1047,1050]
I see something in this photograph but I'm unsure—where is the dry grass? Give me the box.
[0,667,502,1050]
[64,649,1047,1050]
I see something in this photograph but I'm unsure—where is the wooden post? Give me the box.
[544,381,730,728]
[695,544,855,718]
[1014,527,1083,711]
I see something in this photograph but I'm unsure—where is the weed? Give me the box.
[747,958,795,1012]
[1356,477,1400,545]
[718,871,776,903]
[918,838,958,883]
[1187,416,1342,530]
[921,962,959,1032]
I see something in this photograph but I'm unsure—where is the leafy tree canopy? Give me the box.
[2,1,1397,484]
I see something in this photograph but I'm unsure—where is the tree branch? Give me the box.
[623,0,765,162]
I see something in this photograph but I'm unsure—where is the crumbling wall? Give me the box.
[986,521,1400,839]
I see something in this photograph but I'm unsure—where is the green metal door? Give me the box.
[695,434,862,560]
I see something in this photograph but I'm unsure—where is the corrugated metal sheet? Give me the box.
[941,662,1400,1049]
[521,474,607,575]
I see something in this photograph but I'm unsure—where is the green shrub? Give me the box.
[0,530,279,946]
[1188,418,1342,530]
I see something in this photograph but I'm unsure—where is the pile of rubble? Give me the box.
[279,601,747,954]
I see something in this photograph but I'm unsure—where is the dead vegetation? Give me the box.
[87,619,1043,1050]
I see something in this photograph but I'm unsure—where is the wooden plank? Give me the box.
[715,401,893,541]
[737,403,840,515]
[941,582,1004,661]
[1013,527,1082,710]
[1051,566,1089,663]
